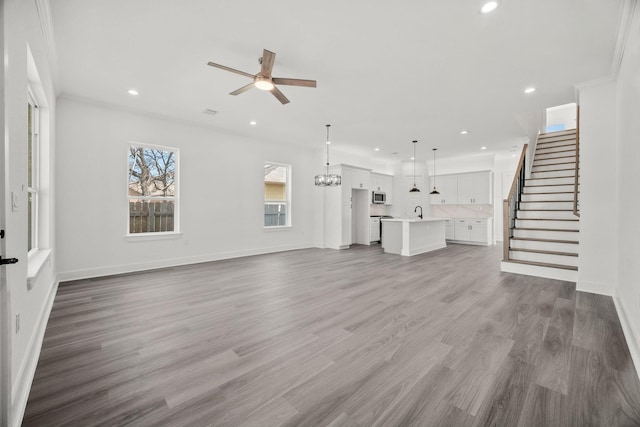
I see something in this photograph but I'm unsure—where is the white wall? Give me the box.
[56,98,320,280]
[576,81,618,295]
[546,103,577,130]
[614,4,640,376]
[2,1,58,426]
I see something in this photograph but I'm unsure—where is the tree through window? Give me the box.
[128,144,178,234]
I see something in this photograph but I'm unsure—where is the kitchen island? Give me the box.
[381,218,447,256]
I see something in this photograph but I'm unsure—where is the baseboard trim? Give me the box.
[57,243,317,282]
[576,279,615,296]
[10,279,59,427]
[613,295,640,382]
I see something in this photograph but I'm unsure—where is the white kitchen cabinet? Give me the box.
[430,174,458,205]
[323,164,374,249]
[371,172,394,205]
[457,171,492,204]
[351,168,371,190]
[444,219,455,240]
[452,218,492,245]
[370,217,380,242]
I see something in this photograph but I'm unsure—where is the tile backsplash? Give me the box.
[431,204,493,219]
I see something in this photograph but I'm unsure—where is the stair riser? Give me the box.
[523,185,575,194]
[535,151,576,161]
[520,201,575,210]
[511,240,578,253]
[537,139,577,149]
[532,164,575,173]
[521,193,574,202]
[534,156,576,166]
[536,145,576,155]
[526,177,575,186]
[510,251,578,267]
[514,229,579,240]
[515,219,579,230]
[517,210,578,220]
[530,169,575,179]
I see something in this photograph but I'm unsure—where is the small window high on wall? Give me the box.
[264,162,291,228]
[128,143,179,234]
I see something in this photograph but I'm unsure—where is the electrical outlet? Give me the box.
[15,313,20,333]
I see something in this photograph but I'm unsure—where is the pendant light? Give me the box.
[314,124,342,187]
[409,140,420,192]
[430,148,440,195]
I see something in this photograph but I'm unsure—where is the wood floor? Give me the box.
[23,244,640,426]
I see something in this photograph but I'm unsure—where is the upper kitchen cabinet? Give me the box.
[371,172,394,205]
[457,171,492,204]
[350,167,371,190]
[430,174,458,205]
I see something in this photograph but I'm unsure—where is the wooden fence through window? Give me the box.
[129,200,174,233]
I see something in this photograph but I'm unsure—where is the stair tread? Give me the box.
[531,168,576,172]
[518,218,579,221]
[510,247,578,257]
[504,259,578,271]
[525,183,575,187]
[517,209,575,212]
[533,162,576,166]
[520,200,574,203]
[516,227,579,232]
[522,192,577,195]
[512,237,579,244]
[527,175,575,180]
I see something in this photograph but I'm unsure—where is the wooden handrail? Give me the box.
[573,106,580,217]
[503,143,529,261]
[506,144,529,203]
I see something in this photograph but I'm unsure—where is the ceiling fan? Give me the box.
[207,49,317,105]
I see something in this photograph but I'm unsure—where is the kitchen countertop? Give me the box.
[381,217,447,223]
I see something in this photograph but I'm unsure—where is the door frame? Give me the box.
[0,0,10,423]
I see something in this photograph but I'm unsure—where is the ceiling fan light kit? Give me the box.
[207,49,317,104]
[315,124,341,187]
[409,140,420,193]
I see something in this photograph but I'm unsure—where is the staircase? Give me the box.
[501,129,579,282]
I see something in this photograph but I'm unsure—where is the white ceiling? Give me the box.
[49,0,625,162]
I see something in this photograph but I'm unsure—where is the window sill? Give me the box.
[125,232,182,242]
[27,248,52,290]
[264,226,292,232]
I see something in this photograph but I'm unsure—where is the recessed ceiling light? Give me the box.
[411,157,415,160]
[374,148,380,151]
[460,130,469,135]
[128,89,139,96]
[524,87,536,94]
[481,146,487,150]
[512,154,516,157]
[481,1,498,13]
[249,121,257,126]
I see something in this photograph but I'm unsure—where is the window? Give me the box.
[27,91,39,252]
[264,162,291,227]
[128,144,178,234]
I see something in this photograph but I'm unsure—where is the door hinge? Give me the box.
[0,257,19,265]
[0,230,4,239]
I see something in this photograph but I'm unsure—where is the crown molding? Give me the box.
[34,0,60,93]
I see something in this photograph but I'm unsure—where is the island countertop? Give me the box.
[381,217,447,223]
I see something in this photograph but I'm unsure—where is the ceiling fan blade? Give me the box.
[260,49,276,77]
[270,86,290,104]
[272,77,317,88]
[207,62,255,79]
[230,82,255,96]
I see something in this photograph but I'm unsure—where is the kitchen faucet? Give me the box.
[414,205,423,219]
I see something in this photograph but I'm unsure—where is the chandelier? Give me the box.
[315,124,341,187]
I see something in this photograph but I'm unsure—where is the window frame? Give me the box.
[263,161,292,229]
[126,141,180,237]
[27,89,40,254]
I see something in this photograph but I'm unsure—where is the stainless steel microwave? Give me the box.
[372,191,386,204]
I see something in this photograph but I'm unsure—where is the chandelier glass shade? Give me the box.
[315,124,342,187]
